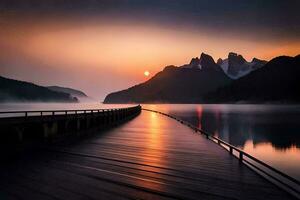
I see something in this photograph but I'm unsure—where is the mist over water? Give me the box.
[1,103,299,180]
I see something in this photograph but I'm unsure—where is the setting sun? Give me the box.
[0,1,299,199]
[144,71,150,77]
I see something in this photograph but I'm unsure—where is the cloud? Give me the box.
[0,0,299,99]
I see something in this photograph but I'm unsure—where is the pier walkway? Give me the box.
[0,109,296,200]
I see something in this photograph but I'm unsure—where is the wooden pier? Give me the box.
[0,106,141,153]
[0,107,298,199]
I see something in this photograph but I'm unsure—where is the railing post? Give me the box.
[40,112,43,116]
[52,111,55,116]
[239,152,244,161]
[229,146,233,154]
[25,112,28,117]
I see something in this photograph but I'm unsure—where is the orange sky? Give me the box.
[0,17,299,99]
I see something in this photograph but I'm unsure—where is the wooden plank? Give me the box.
[0,111,295,200]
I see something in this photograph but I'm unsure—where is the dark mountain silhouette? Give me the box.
[183,53,224,72]
[105,53,300,104]
[188,57,201,69]
[251,58,267,70]
[47,86,88,98]
[0,76,78,102]
[205,55,300,103]
[104,53,232,103]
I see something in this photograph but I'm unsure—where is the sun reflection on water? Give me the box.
[133,111,168,190]
[148,112,162,149]
[196,105,203,129]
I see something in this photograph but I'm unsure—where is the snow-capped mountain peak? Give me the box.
[182,52,267,79]
[218,52,267,79]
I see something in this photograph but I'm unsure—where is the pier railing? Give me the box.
[143,108,300,199]
[0,106,141,145]
[0,107,139,118]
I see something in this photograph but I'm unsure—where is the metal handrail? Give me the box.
[142,108,300,198]
[0,106,139,118]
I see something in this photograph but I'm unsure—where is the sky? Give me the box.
[0,0,299,100]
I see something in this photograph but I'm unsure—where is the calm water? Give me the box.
[143,104,300,181]
[1,103,300,180]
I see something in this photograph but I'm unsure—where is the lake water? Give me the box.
[1,103,300,181]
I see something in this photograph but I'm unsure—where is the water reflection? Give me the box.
[138,111,167,168]
[196,105,203,129]
[133,111,167,190]
[2,103,300,180]
[243,141,300,180]
[148,112,162,150]
[158,104,300,150]
[143,104,300,180]
[202,107,300,150]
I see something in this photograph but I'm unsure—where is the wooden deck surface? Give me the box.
[0,110,295,200]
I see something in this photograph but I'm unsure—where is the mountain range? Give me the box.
[205,55,300,103]
[104,53,232,103]
[104,53,300,104]
[217,53,267,78]
[0,76,85,102]
[183,52,266,79]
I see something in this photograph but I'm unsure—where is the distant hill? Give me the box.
[205,55,300,103]
[47,86,88,98]
[104,53,232,103]
[0,76,78,102]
